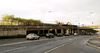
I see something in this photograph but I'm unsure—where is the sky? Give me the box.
[0,0,100,26]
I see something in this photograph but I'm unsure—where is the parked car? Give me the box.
[65,33,70,36]
[46,33,54,38]
[74,33,78,35]
[26,33,40,40]
[56,33,63,37]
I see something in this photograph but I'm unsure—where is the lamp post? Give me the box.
[90,12,94,25]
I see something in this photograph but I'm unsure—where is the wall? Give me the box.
[0,30,27,36]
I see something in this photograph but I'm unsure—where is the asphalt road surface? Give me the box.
[0,35,100,53]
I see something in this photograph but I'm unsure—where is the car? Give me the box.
[74,33,78,35]
[46,33,54,38]
[26,33,40,40]
[65,33,70,36]
[56,33,63,37]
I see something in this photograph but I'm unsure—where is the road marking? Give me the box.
[44,43,67,53]
[87,40,100,50]
[91,40,100,44]
[83,39,89,44]
[0,41,33,47]
[1,47,26,53]
[0,39,47,47]
[69,39,73,40]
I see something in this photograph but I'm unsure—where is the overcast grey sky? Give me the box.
[0,0,100,26]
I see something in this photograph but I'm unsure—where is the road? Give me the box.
[0,35,100,53]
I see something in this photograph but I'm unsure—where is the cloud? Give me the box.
[0,0,99,25]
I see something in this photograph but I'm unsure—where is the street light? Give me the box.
[90,12,94,25]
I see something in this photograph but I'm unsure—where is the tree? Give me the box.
[66,22,72,25]
[2,15,15,25]
[1,14,42,25]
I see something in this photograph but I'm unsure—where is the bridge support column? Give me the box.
[71,29,74,35]
[61,29,64,34]
[69,29,72,35]
[66,29,70,35]
[68,29,70,34]
[77,29,80,35]
[38,30,40,35]
[55,29,57,35]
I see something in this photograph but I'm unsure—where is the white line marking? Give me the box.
[0,41,33,47]
[69,39,72,40]
[87,41,100,49]
[0,39,47,47]
[1,47,26,53]
[44,43,67,53]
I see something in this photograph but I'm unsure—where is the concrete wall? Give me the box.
[0,30,27,36]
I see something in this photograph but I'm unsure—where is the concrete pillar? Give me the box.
[66,29,70,35]
[43,29,44,35]
[77,29,80,35]
[70,29,72,34]
[71,30,74,35]
[48,29,49,33]
[55,29,57,34]
[66,29,69,34]
[61,29,64,34]
[68,29,71,34]
[38,30,40,34]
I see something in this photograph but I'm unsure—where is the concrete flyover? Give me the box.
[0,24,97,38]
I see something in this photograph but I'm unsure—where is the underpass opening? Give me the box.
[57,29,61,33]
[43,30,48,36]
[27,30,39,35]
[49,29,55,34]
